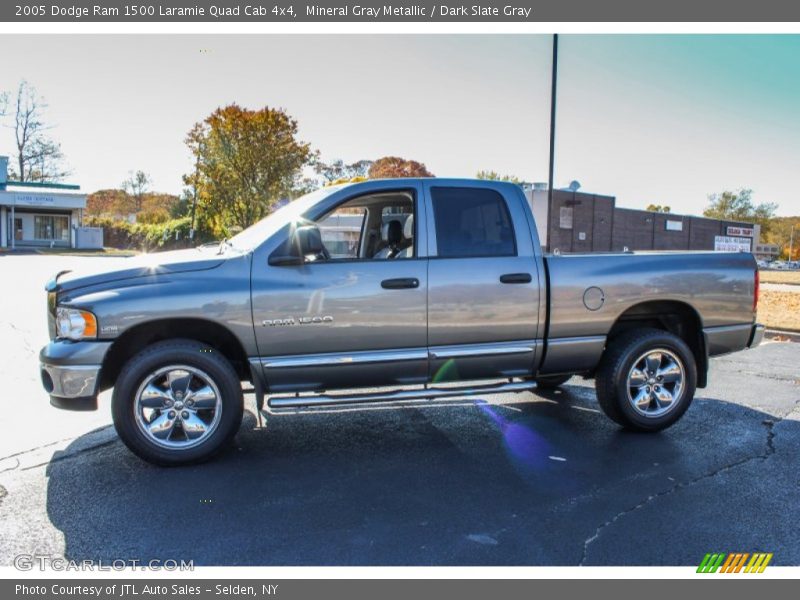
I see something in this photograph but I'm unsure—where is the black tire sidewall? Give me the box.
[112,340,243,466]
[611,332,697,431]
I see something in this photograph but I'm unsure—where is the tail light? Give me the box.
[753,268,760,313]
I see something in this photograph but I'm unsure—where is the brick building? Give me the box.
[525,187,758,254]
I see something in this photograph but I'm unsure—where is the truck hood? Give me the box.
[50,247,228,293]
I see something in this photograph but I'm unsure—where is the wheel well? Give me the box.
[606,300,708,387]
[99,319,250,391]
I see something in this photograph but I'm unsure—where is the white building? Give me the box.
[0,155,87,249]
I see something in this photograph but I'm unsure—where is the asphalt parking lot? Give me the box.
[0,254,798,567]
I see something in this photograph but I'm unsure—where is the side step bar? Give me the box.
[268,380,537,409]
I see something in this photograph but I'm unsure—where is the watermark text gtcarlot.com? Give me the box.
[14,554,194,571]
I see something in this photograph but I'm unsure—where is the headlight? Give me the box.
[56,307,98,340]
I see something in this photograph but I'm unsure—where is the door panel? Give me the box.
[251,181,429,393]
[251,260,428,392]
[424,182,541,381]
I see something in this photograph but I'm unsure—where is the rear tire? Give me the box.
[112,339,244,466]
[534,374,572,389]
[595,328,696,432]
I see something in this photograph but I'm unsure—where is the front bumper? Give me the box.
[39,340,112,411]
[748,323,765,349]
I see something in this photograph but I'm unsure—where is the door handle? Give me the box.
[381,278,420,290]
[499,273,532,284]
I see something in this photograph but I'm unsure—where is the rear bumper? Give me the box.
[704,323,764,357]
[39,340,112,411]
[748,323,765,349]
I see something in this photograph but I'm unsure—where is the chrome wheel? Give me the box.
[626,349,685,418]
[134,365,222,450]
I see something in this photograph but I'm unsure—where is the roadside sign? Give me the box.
[715,236,752,252]
[727,226,754,237]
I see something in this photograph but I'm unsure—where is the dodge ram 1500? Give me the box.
[40,178,764,464]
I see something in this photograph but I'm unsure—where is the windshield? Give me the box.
[225,185,345,252]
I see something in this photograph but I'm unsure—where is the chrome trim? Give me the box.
[429,341,536,360]
[261,348,428,369]
[40,363,101,399]
[268,380,536,409]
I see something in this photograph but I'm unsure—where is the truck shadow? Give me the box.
[44,386,795,566]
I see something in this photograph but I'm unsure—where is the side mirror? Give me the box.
[268,225,324,266]
[295,225,324,256]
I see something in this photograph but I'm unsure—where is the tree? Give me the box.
[761,216,800,261]
[86,189,131,218]
[315,158,373,184]
[184,104,313,232]
[6,81,69,182]
[475,170,521,184]
[645,204,671,213]
[368,156,433,179]
[122,170,152,213]
[704,188,777,234]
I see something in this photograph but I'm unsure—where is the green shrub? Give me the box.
[83,216,215,252]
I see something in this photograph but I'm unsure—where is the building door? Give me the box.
[14,218,22,241]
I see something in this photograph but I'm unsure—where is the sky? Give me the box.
[0,34,798,216]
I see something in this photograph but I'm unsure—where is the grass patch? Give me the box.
[758,290,800,332]
[759,270,800,285]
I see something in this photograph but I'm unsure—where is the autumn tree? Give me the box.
[185,104,313,232]
[645,204,671,213]
[86,189,131,218]
[704,188,777,235]
[476,170,522,184]
[7,81,69,182]
[762,216,800,261]
[315,158,373,184]
[87,187,181,223]
[368,156,433,179]
[122,170,152,213]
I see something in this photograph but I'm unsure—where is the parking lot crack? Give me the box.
[579,418,778,566]
[0,458,20,474]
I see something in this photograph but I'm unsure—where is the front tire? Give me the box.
[112,339,243,466]
[595,328,696,432]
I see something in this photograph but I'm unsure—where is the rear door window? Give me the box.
[430,187,516,258]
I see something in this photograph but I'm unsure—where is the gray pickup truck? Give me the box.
[40,178,764,465]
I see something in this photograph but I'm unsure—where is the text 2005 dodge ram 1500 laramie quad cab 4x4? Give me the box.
[40,179,764,465]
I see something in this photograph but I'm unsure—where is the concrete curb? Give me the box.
[765,329,800,343]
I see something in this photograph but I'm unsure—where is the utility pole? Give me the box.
[190,147,200,245]
[790,223,795,264]
[547,33,559,252]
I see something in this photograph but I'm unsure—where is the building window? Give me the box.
[665,220,683,232]
[34,215,70,241]
[559,206,573,229]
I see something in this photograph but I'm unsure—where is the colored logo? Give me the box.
[697,552,773,573]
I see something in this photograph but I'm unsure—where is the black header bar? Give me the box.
[4,0,800,22]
